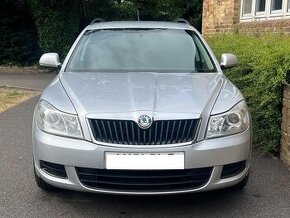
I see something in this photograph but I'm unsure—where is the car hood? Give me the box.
[60,72,223,118]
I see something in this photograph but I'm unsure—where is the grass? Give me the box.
[0,87,40,112]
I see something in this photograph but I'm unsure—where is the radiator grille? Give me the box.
[89,119,199,145]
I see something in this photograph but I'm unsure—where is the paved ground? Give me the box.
[0,73,56,90]
[0,74,289,217]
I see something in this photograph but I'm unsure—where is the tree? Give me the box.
[28,0,81,59]
[0,0,39,65]
[174,0,203,31]
[115,0,203,30]
[0,0,204,65]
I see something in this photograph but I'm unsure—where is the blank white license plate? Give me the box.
[105,152,184,170]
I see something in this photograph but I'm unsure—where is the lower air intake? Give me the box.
[40,160,67,179]
[76,167,213,192]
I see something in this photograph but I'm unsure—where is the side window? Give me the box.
[69,36,90,69]
[192,35,215,72]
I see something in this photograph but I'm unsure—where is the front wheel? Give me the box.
[34,163,55,191]
[233,173,250,190]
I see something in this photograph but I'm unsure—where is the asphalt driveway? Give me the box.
[0,73,56,90]
[0,73,289,217]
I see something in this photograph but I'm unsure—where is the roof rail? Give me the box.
[174,18,190,25]
[90,18,106,25]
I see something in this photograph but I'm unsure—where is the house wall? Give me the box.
[202,0,240,35]
[236,20,290,35]
[202,0,290,36]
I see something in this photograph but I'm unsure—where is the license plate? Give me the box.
[105,152,184,170]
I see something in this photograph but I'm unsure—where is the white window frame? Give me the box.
[286,0,290,13]
[270,0,283,16]
[240,0,290,21]
[255,0,267,18]
[241,0,254,19]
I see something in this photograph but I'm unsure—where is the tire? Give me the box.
[34,164,55,191]
[233,173,250,190]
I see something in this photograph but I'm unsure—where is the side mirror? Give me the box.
[39,53,61,68]
[220,53,238,70]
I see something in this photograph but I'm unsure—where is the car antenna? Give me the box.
[137,8,140,21]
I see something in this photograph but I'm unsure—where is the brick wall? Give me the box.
[281,85,290,166]
[202,0,240,36]
[236,20,290,36]
[202,0,290,36]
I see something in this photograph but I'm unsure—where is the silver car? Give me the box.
[33,20,252,195]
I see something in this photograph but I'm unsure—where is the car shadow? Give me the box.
[39,186,252,217]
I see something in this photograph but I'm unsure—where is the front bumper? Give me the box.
[33,127,252,195]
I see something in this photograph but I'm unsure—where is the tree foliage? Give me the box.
[28,0,81,59]
[0,0,203,64]
[0,0,39,65]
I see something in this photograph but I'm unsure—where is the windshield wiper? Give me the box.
[195,69,216,73]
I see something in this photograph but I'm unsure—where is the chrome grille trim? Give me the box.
[89,119,199,145]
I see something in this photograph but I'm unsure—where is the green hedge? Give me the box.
[207,34,290,154]
[28,0,80,60]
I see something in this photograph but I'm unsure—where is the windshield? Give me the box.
[66,29,216,72]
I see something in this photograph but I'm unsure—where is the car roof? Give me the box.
[86,21,196,31]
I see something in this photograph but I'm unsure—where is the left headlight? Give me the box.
[206,100,250,139]
[35,100,83,139]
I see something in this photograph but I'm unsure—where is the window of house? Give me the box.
[243,0,253,15]
[256,0,266,12]
[241,0,290,20]
[271,0,283,12]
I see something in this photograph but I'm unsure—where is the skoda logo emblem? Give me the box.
[138,114,153,129]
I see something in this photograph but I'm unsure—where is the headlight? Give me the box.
[35,100,83,139]
[206,101,250,139]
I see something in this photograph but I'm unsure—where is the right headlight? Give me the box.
[206,100,250,139]
[35,100,83,139]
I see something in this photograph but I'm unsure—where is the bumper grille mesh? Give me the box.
[40,160,67,179]
[76,167,213,192]
[221,160,247,179]
[89,119,199,145]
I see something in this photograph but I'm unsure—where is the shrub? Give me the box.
[207,34,289,154]
[28,0,80,60]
